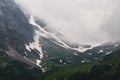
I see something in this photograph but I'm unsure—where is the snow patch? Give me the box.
[73,53,78,56]
[74,46,93,52]
[36,59,46,73]
[88,53,92,55]
[114,44,119,47]
[36,59,42,67]
[25,44,31,51]
[106,51,112,55]
[81,60,85,63]
[24,52,28,56]
[29,16,45,59]
[41,68,46,73]
[60,59,63,63]
[97,50,104,53]
[24,15,46,68]
[29,16,94,53]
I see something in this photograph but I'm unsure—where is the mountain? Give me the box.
[0,0,120,80]
[83,42,120,60]
[0,0,35,61]
[28,15,120,69]
[68,49,120,80]
[0,50,42,80]
[41,49,120,80]
[0,0,43,79]
[0,0,94,70]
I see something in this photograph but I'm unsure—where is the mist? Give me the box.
[15,0,120,45]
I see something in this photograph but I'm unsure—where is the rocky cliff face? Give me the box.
[0,0,120,80]
[0,0,120,72]
[0,0,37,67]
[0,0,86,69]
[0,0,34,45]
[0,1,43,79]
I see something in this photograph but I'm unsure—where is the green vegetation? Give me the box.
[101,49,120,65]
[67,49,120,80]
[0,51,10,68]
[43,63,96,80]
[39,49,120,80]
[0,51,42,80]
[0,44,120,80]
[0,48,120,80]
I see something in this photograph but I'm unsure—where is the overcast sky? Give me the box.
[15,0,120,45]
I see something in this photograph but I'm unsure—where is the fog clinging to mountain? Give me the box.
[15,0,120,46]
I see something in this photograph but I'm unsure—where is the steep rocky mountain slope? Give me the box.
[0,0,120,80]
[0,0,86,70]
[0,50,42,80]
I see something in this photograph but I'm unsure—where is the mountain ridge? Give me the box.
[0,0,120,80]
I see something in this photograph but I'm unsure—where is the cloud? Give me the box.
[15,0,120,45]
[102,5,120,42]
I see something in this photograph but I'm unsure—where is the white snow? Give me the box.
[29,35,44,59]
[74,46,93,52]
[73,53,78,56]
[25,52,27,55]
[106,51,112,55]
[60,59,63,63]
[36,59,46,73]
[25,44,31,51]
[29,16,45,59]
[81,60,85,63]
[24,15,46,68]
[88,53,92,55]
[36,59,42,67]
[27,15,99,69]
[75,47,88,52]
[41,68,46,73]
[25,52,28,56]
[97,50,104,53]
[29,16,93,53]
[114,44,119,47]
[29,15,75,60]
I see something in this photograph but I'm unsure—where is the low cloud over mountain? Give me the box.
[15,0,120,45]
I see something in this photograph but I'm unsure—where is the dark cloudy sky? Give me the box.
[15,0,120,45]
